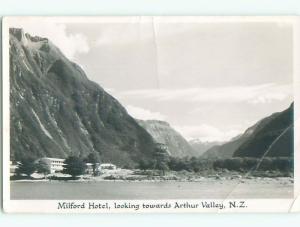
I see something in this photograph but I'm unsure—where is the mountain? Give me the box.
[9,28,157,167]
[202,103,293,159]
[137,120,198,157]
[233,103,293,158]
[189,139,222,156]
[201,138,247,159]
[201,122,267,159]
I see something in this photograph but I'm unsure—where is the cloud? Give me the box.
[125,105,166,121]
[119,83,292,104]
[8,18,89,60]
[174,124,242,142]
[95,19,155,47]
[96,28,139,46]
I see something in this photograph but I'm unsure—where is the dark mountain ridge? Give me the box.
[202,103,293,159]
[233,103,293,158]
[10,28,156,167]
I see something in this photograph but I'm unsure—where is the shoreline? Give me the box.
[11,176,294,184]
[10,168,294,183]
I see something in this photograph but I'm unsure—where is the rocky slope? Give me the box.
[10,28,156,167]
[202,103,293,159]
[137,120,198,157]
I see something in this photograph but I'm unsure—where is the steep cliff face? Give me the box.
[137,120,198,157]
[10,28,156,167]
[202,104,293,159]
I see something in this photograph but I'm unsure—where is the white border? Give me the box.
[2,16,300,213]
[2,16,10,212]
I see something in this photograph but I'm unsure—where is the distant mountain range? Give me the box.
[202,103,293,159]
[10,28,157,167]
[189,139,222,156]
[137,120,198,157]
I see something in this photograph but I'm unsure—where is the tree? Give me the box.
[86,152,101,176]
[154,143,170,176]
[63,156,87,178]
[156,161,169,175]
[138,159,154,171]
[35,160,51,178]
[16,157,36,177]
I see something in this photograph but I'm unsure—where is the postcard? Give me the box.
[2,16,300,213]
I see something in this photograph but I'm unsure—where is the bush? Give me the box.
[137,155,293,174]
[138,159,155,170]
[16,157,36,177]
[213,157,293,172]
[167,157,214,172]
[258,157,293,172]
[63,156,87,178]
[35,160,51,177]
[85,152,101,176]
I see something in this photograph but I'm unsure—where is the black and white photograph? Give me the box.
[2,16,300,213]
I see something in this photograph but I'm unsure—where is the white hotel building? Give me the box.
[36,157,117,174]
[37,157,65,173]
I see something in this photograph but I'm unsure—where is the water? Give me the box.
[10,179,293,200]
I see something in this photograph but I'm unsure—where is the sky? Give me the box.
[8,17,294,142]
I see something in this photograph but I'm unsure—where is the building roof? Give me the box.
[39,157,65,162]
[100,163,116,166]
